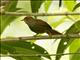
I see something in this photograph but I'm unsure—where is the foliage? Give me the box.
[31,0,45,13]
[56,20,80,60]
[1,0,80,60]
[1,0,19,35]
[0,41,51,60]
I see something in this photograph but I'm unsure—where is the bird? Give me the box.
[21,16,62,36]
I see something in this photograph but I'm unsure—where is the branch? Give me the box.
[1,12,80,16]
[1,34,80,42]
[1,53,80,57]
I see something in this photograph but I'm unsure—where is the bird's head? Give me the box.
[21,16,34,21]
[21,16,34,24]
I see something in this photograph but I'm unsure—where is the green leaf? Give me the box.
[44,0,52,12]
[70,48,80,60]
[31,0,45,13]
[1,41,51,60]
[56,20,80,60]
[1,16,17,35]
[17,0,31,12]
[51,17,66,28]
[72,2,80,11]
[70,39,80,53]
[4,0,18,12]
[1,1,19,35]
[70,39,80,60]
[64,0,76,11]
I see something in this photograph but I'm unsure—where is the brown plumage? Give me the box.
[22,16,62,36]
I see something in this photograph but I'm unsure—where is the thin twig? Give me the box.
[0,12,80,16]
[1,34,80,42]
[1,53,80,57]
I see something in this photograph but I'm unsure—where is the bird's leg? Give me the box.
[47,31,53,38]
[49,34,53,39]
[47,32,58,44]
[47,34,52,38]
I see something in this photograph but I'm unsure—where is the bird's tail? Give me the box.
[47,29,62,35]
[51,29,62,35]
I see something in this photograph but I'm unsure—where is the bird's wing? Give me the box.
[36,19,52,29]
